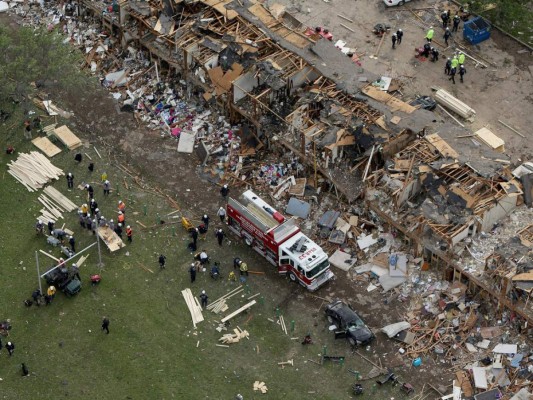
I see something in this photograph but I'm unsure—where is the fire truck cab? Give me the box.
[227,190,334,291]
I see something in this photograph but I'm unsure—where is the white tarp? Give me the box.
[381,321,410,338]
[0,2,8,12]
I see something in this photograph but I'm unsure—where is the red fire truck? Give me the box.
[227,190,334,291]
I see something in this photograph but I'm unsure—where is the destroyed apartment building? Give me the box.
[75,0,435,201]
[50,1,531,323]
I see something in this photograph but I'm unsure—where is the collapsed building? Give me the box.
[16,0,532,333]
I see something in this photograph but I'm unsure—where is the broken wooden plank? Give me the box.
[220,300,257,323]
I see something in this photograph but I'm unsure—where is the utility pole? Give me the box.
[96,232,104,269]
[35,251,42,294]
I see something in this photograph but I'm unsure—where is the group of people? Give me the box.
[77,198,132,242]
[421,12,467,85]
[444,52,467,84]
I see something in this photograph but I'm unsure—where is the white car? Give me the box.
[383,0,412,6]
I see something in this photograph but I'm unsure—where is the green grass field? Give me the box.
[0,107,409,399]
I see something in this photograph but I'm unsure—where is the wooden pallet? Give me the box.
[31,137,62,157]
[52,125,82,150]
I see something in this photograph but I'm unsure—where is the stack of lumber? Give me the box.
[37,187,77,222]
[52,125,82,150]
[43,123,57,136]
[31,137,62,157]
[44,187,77,211]
[253,381,268,394]
[181,288,204,328]
[207,286,244,314]
[435,89,476,120]
[219,327,250,344]
[7,152,63,192]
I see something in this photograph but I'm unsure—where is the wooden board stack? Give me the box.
[37,187,78,222]
[53,125,82,150]
[207,286,244,314]
[31,137,62,157]
[7,152,63,192]
[181,288,204,328]
[253,381,268,394]
[219,327,250,344]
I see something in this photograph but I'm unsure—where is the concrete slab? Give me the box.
[177,131,196,153]
[328,249,357,271]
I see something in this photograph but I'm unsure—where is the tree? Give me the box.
[0,24,90,107]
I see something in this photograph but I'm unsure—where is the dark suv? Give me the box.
[325,300,375,346]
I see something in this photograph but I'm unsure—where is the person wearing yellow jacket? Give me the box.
[426,26,434,42]
[458,52,465,65]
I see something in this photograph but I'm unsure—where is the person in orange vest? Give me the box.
[118,200,126,214]
[117,211,125,225]
[126,225,133,243]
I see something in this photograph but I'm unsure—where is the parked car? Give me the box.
[383,0,413,7]
[325,301,375,346]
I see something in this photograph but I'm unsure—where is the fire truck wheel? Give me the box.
[244,237,252,246]
[288,272,297,282]
[348,337,356,347]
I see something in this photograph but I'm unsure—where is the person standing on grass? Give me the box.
[35,220,44,235]
[217,206,226,223]
[86,214,93,232]
[48,220,55,235]
[199,290,208,309]
[69,235,76,252]
[126,226,133,243]
[215,228,225,246]
[85,184,94,199]
[103,180,111,196]
[201,214,210,230]
[23,120,32,140]
[101,317,110,334]
[159,254,166,270]
[90,198,98,215]
[189,263,197,283]
[6,341,15,356]
[239,261,249,276]
[191,228,198,250]
[118,200,126,214]
[117,211,125,226]
[115,223,123,238]
[66,172,74,189]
